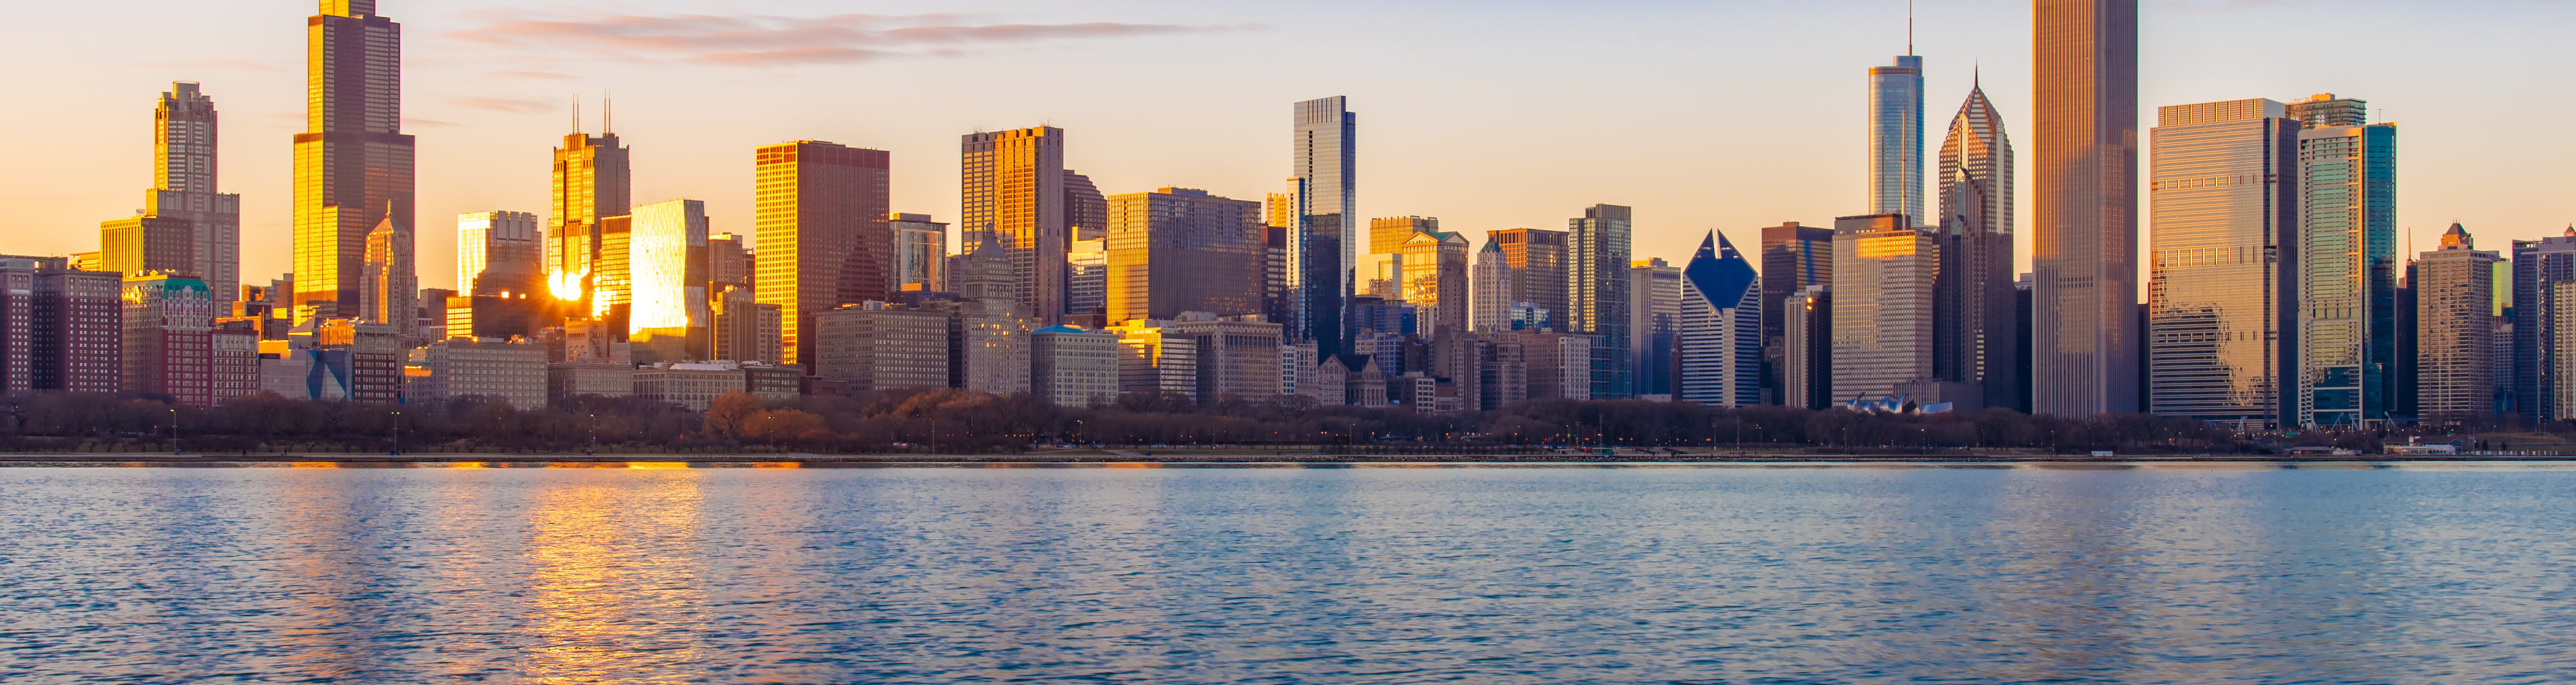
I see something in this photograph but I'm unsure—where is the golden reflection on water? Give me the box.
[521,470,711,685]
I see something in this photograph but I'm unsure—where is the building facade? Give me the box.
[2416,224,2502,425]
[1032,325,1120,408]
[417,337,547,410]
[1104,188,1266,323]
[891,213,948,293]
[961,127,1069,325]
[1870,54,1925,221]
[294,0,415,325]
[1831,214,1938,403]
[2292,93,2397,427]
[627,199,710,363]
[2032,0,2141,416]
[1289,97,1357,360]
[1399,230,1470,335]
[1567,205,1634,399]
[756,141,892,366]
[1628,257,1682,398]
[810,302,950,394]
[121,274,215,406]
[458,211,541,297]
[1472,239,1515,333]
[1488,228,1569,331]
[1678,233,1762,407]
[2145,98,2299,427]
[2513,229,2576,422]
[1936,81,2021,413]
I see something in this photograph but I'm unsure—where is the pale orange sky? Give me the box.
[1,0,2567,292]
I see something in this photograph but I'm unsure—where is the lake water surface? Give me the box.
[1,462,2571,684]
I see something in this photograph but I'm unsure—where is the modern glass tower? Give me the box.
[2291,94,2396,427]
[1568,204,1634,399]
[1291,97,1356,359]
[1678,233,1762,407]
[2032,0,2141,416]
[2514,228,2576,423]
[293,0,416,326]
[1870,54,1925,221]
[456,210,541,297]
[962,126,1067,325]
[1104,187,1265,323]
[2145,98,2300,428]
[755,141,892,366]
[1936,79,2019,411]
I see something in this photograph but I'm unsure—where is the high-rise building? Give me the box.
[710,287,781,366]
[1783,284,1833,410]
[2417,224,2502,425]
[1399,230,1470,335]
[98,217,195,279]
[2145,98,2300,427]
[961,127,1068,324]
[1760,221,1833,404]
[1367,216,1439,297]
[1678,233,1762,407]
[458,211,541,297]
[140,82,241,307]
[1831,214,1938,403]
[121,274,215,406]
[890,213,948,293]
[2032,0,2141,416]
[1063,171,1108,243]
[1104,188,1265,323]
[708,233,752,288]
[359,213,416,339]
[1937,81,2021,413]
[755,141,892,366]
[1290,97,1357,358]
[1066,238,1108,325]
[2512,228,2576,422]
[810,302,949,393]
[294,0,415,325]
[1515,331,1596,401]
[1628,257,1682,398]
[1488,227,1569,331]
[1032,325,1120,408]
[2292,93,2398,427]
[1870,53,1925,221]
[1169,315,1287,403]
[1568,204,1634,399]
[1110,321,1199,401]
[1471,239,1515,333]
[550,125,631,257]
[627,199,710,362]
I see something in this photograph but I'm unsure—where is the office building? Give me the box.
[458,211,541,297]
[1937,81,2021,413]
[810,302,949,394]
[1032,325,1120,408]
[1488,227,1568,331]
[1169,315,1287,403]
[546,361,633,403]
[891,213,948,293]
[633,364,745,412]
[359,214,416,339]
[1678,233,1761,407]
[1399,230,1470,335]
[1104,188,1266,323]
[1366,216,1439,297]
[1568,205,1634,399]
[1870,52,1925,221]
[956,302,1034,395]
[756,141,892,366]
[313,319,402,403]
[1066,238,1108,325]
[1760,221,1833,404]
[708,233,752,288]
[961,127,1068,324]
[2514,229,2576,422]
[294,0,415,325]
[1289,97,1356,358]
[625,199,710,362]
[1063,172,1108,243]
[550,121,632,264]
[2292,93,2398,427]
[2416,224,2502,425]
[2032,0,2141,416]
[1517,331,1595,401]
[1111,321,1198,401]
[0,258,123,394]
[120,274,215,406]
[122,82,244,307]
[710,286,782,366]
[98,217,195,279]
[441,293,543,342]
[1472,239,1515,333]
[2145,98,2299,427]
[415,337,547,410]
[1832,214,1937,402]
[1629,257,1682,398]
[1783,284,1833,410]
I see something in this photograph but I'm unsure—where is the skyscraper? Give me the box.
[2292,93,2397,427]
[1104,188,1265,323]
[1870,54,1925,221]
[962,126,1067,324]
[550,127,631,265]
[2516,228,2576,422]
[1937,80,2020,412]
[2032,0,2141,416]
[1063,171,1108,243]
[1760,221,1833,404]
[1291,97,1356,358]
[1568,204,1634,399]
[457,211,541,297]
[1398,230,1470,335]
[2417,223,2502,426]
[293,0,415,325]
[1488,228,1569,329]
[890,213,948,293]
[1368,216,1439,297]
[144,82,241,307]
[359,213,414,339]
[1471,239,1515,333]
[121,274,215,407]
[627,199,710,362]
[755,140,892,366]
[1629,257,1682,398]
[1678,233,1762,407]
[1832,214,1938,403]
[2145,98,2300,428]
[98,217,193,279]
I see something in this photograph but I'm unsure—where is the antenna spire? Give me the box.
[604,91,613,134]
[1907,0,1915,54]
[571,95,581,135]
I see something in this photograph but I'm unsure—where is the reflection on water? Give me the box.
[0,466,2571,683]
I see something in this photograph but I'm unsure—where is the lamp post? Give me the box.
[586,413,598,456]
[389,410,402,456]
[169,408,180,456]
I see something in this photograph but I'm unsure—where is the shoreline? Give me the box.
[3,452,2571,466]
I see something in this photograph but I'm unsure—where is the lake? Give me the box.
[1,462,2570,684]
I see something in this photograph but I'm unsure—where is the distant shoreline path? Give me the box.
[4,453,2573,466]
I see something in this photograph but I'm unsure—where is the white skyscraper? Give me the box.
[1679,232,1763,407]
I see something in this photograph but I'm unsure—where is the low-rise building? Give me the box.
[547,362,635,403]
[1032,325,1120,408]
[417,337,548,410]
[633,363,745,411]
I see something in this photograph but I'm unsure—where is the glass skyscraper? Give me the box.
[1936,81,2019,411]
[294,0,415,329]
[1568,204,1633,399]
[2291,94,2396,427]
[962,127,1069,325]
[2145,98,2299,429]
[2032,0,2141,416]
[755,141,891,366]
[1678,233,1762,407]
[1869,54,1925,221]
[1291,97,1356,359]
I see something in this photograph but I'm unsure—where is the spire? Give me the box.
[571,95,581,135]
[603,91,613,134]
[1907,0,1915,55]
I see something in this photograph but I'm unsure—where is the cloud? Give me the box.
[136,59,280,72]
[455,11,1254,67]
[447,95,556,113]
[489,70,577,81]
[405,117,462,128]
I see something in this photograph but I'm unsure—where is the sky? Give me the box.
[1,0,2569,293]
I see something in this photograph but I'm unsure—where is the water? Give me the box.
[2,463,2571,684]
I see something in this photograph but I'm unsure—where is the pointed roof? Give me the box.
[2438,222,2471,250]
[1682,231,1759,311]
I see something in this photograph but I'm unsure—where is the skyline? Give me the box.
[3,1,2571,294]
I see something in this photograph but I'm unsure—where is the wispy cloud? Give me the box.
[448,95,557,114]
[489,70,577,81]
[406,117,462,128]
[136,59,280,72]
[455,11,1255,67]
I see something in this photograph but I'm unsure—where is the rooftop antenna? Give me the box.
[1908,0,1915,55]
[603,90,613,135]
[571,95,581,135]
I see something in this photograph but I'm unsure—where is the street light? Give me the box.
[169,408,180,456]
[389,410,402,456]
[587,413,598,456]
